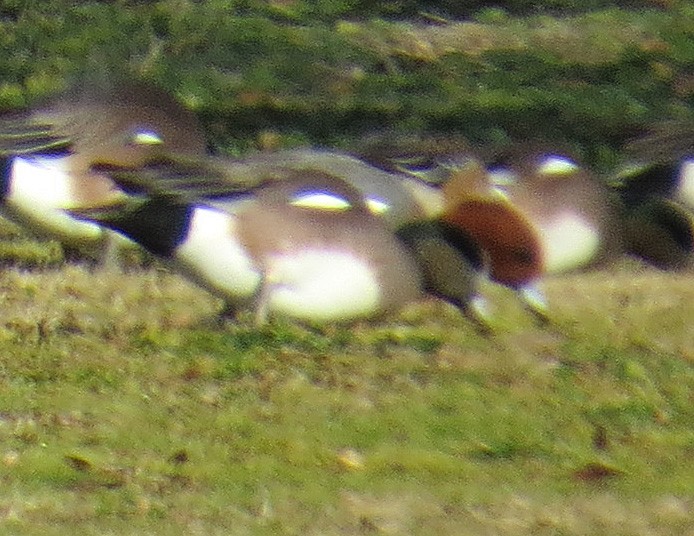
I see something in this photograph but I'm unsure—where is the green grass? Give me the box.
[1,4,693,532]
[0,256,691,534]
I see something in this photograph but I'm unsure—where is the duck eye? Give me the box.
[290,191,352,211]
[129,128,163,146]
[537,155,579,176]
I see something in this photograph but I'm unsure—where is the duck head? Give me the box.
[442,150,621,289]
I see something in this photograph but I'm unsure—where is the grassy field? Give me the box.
[1,3,693,533]
[0,245,691,534]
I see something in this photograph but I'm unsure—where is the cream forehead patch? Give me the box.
[537,155,579,176]
[488,167,518,186]
[290,191,352,211]
[487,168,516,201]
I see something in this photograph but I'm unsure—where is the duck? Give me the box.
[348,131,475,185]
[610,121,694,269]
[617,120,694,212]
[276,139,620,320]
[72,164,424,324]
[618,197,693,270]
[440,148,623,319]
[79,136,447,234]
[395,219,490,332]
[74,155,488,326]
[614,158,694,213]
[0,79,207,262]
[208,147,446,229]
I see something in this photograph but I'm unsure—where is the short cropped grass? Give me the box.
[0,257,691,535]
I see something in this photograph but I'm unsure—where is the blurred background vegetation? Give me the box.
[0,1,692,168]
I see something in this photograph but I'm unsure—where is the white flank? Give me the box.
[676,159,694,211]
[539,211,601,273]
[263,249,381,322]
[175,207,261,299]
[537,155,579,176]
[7,156,103,240]
[290,192,351,211]
[11,156,79,206]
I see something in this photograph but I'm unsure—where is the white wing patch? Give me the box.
[290,191,352,211]
[537,155,579,176]
[539,211,601,273]
[130,128,163,146]
[365,196,390,215]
